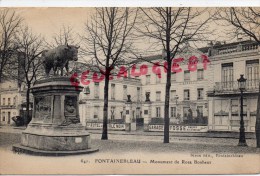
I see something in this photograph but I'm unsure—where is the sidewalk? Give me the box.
[0,125,256,139]
[87,129,256,139]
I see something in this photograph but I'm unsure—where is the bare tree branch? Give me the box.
[7,25,44,125]
[138,7,212,143]
[81,7,138,140]
[0,8,23,82]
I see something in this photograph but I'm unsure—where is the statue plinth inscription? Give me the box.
[13,76,98,155]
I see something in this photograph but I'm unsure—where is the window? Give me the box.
[183,107,190,119]
[184,70,190,81]
[156,107,161,117]
[145,91,150,101]
[146,75,151,84]
[170,107,176,118]
[170,90,176,101]
[171,72,176,81]
[136,107,141,119]
[13,97,16,106]
[184,89,190,100]
[156,91,161,101]
[111,84,115,100]
[94,83,100,99]
[3,98,5,106]
[137,87,141,102]
[246,59,259,89]
[111,106,116,120]
[8,98,11,105]
[197,88,204,100]
[123,106,126,119]
[123,85,127,100]
[197,106,203,117]
[222,63,233,89]
[94,106,99,119]
[197,69,204,80]
[156,74,161,83]
[8,112,10,124]
[2,112,5,121]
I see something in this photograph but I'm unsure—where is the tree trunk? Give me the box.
[256,82,260,148]
[0,71,2,83]
[164,61,172,143]
[0,66,4,83]
[101,73,110,140]
[25,84,31,126]
[163,7,172,143]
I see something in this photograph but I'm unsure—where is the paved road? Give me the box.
[1,127,259,175]
[0,130,259,153]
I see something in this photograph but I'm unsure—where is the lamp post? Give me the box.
[237,74,247,147]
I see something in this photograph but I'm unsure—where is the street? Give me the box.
[0,127,259,175]
[0,126,259,154]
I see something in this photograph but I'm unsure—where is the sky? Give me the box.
[14,8,93,40]
[2,8,237,61]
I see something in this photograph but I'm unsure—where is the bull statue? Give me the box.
[42,44,80,76]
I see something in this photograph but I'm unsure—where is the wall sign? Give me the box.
[86,122,126,130]
[148,124,208,132]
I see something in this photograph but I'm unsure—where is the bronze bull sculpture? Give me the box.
[42,44,80,76]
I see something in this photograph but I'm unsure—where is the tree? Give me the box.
[10,25,44,125]
[218,8,260,148]
[47,25,79,48]
[0,9,22,82]
[138,8,211,143]
[217,8,259,43]
[82,7,137,140]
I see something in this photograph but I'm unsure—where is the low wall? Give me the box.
[86,122,125,131]
[148,124,208,132]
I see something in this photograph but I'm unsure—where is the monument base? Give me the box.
[13,123,99,156]
[13,144,98,156]
[12,76,98,156]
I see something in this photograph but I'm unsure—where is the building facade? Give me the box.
[78,44,212,132]
[0,52,32,126]
[78,76,142,129]
[78,41,259,132]
[0,80,28,125]
[206,41,259,132]
[1,40,258,132]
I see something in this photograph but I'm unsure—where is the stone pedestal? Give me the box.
[13,77,98,156]
[125,102,136,131]
[143,102,151,131]
[125,102,132,131]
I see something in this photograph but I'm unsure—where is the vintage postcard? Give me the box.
[0,6,259,175]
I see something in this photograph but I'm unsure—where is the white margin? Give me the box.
[0,0,259,7]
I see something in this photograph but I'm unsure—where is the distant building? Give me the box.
[77,41,259,132]
[0,52,32,126]
[77,44,211,132]
[205,40,259,132]
[0,80,29,125]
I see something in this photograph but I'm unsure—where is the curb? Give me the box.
[88,130,256,139]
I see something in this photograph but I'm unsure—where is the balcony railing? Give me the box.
[214,79,259,93]
[213,43,259,56]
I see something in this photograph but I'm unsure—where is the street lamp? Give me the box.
[237,74,247,146]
